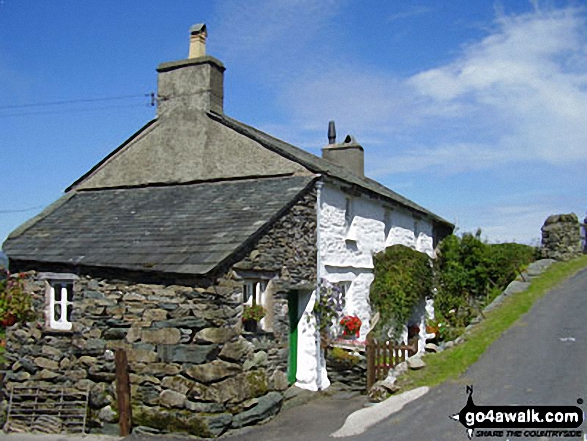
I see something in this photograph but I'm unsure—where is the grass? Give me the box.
[395,255,587,392]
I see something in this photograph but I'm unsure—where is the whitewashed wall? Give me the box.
[295,180,436,390]
[319,183,434,339]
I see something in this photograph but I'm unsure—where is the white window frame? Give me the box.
[48,281,73,331]
[243,280,267,307]
[39,273,78,331]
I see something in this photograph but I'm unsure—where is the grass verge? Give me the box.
[395,255,587,391]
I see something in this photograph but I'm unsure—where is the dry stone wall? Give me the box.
[540,213,582,261]
[4,188,317,437]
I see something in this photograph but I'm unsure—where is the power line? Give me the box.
[0,103,151,118]
[0,93,151,110]
[0,205,45,214]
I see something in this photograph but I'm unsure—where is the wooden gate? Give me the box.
[366,336,418,389]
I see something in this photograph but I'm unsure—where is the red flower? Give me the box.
[340,315,362,337]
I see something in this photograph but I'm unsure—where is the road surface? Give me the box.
[355,268,587,440]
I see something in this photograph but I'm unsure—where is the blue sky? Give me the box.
[1,0,586,247]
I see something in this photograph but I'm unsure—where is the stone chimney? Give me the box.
[156,23,225,116]
[189,23,207,58]
[322,122,365,176]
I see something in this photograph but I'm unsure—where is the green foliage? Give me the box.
[313,280,345,333]
[396,254,587,392]
[328,347,361,366]
[0,272,35,326]
[242,304,265,321]
[370,245,433,338]
[435,231,537,328]
[486,242,537,288]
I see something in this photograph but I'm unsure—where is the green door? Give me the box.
[287,293,298,385]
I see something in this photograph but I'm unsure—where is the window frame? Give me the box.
[39,272,78,332]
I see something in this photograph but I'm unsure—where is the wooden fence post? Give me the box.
[366,334,375,391]
[115,349,132,436]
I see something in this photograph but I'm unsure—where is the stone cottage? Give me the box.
[2,24,453,434]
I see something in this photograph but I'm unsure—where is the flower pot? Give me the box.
[243,318,258,333]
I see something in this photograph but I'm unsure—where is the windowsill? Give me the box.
[43,327,74,336]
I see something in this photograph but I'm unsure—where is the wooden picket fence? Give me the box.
[366,336,418,390]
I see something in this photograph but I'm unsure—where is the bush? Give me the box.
[370,244,433,339]
[486,242,537,288]
[435,231,537,328]
[0,272,35,327]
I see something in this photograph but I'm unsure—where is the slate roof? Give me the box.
[209,112,453,227]
[4,175,315,275]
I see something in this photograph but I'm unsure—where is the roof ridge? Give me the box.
[75,172,301,192]
[208,111,453,227]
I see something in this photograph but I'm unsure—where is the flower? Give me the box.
[242,304,265,321]
[339,315,362,337]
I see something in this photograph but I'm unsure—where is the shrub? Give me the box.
[435,231,537,328]
[370,245,433,339]
[486,242,537,288]
[0,272,35,326]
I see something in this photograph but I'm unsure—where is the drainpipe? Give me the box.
[315,179,323,390]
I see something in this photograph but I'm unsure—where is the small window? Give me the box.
[243,280,267,307]
[47,281,74,331]
[414,220,420,238]
[336,281,351,298]
[243,279,272,332]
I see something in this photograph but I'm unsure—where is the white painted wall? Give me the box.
[319,183,435,339]
[295,290,330,391]
[295,180,437,390]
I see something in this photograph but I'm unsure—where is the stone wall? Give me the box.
[540,213,582,261]
[4,188,317,437]
[325,346,366,392]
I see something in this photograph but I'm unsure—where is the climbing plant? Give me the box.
[313,279,345,334]
[370,245,433,339]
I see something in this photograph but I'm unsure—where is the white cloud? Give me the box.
[387,6,434,23]
[279,5,587,174]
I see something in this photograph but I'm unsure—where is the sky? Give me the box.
[1,0,586,248]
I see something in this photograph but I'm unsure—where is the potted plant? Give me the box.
[339,315,362,339]
[242,304,265,332]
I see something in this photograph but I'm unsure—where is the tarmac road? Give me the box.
[353,268,587,441]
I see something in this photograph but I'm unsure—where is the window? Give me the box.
[47,280,74,331]
[335,281,351,298]
[243,279,273,332]
[243,280,267,307]
[414,220,420,238]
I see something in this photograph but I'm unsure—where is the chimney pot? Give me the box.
[328,120,336,144]
[189,23,207,59]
